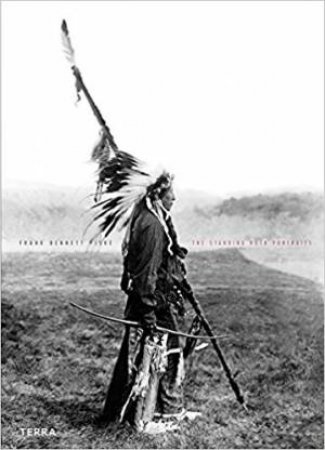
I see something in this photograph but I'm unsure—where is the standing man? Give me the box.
[100,171,200,433]
[61,20,244,434]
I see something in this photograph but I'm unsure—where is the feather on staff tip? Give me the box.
[61,19,75,66]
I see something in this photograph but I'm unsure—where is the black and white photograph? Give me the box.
[1,1,324,448]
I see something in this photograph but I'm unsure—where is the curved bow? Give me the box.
[70,302,227,341]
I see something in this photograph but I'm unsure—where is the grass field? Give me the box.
[1,250,324,449]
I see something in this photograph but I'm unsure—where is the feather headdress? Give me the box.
[61,20,174,239]
[91,141,174,238]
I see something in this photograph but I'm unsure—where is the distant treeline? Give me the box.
[3,186,323,243]
[209,193,323,221]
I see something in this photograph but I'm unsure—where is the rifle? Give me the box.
[173,276,247,410]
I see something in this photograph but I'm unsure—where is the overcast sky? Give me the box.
[2,1,324,196]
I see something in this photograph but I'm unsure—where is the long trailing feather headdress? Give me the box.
[61,19,174,239]
[91,145,174,238]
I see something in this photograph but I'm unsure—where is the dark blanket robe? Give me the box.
[102,201,187,425]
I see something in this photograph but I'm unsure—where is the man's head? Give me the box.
[147,171,175,210]
[160,186,176,211]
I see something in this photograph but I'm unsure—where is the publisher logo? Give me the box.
[20,428,57,437]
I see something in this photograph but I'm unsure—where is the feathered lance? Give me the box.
[61,20,247,410]
[61,19,118,201]
[61,20,117,150]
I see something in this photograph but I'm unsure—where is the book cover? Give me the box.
[2,1,324,448]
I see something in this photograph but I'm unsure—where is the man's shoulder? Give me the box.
[131,208,166,246]
[136,208,161,230]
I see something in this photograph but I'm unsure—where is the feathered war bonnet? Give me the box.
[90,132,177,253]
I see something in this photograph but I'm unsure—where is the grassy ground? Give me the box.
[1,250,324,449]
